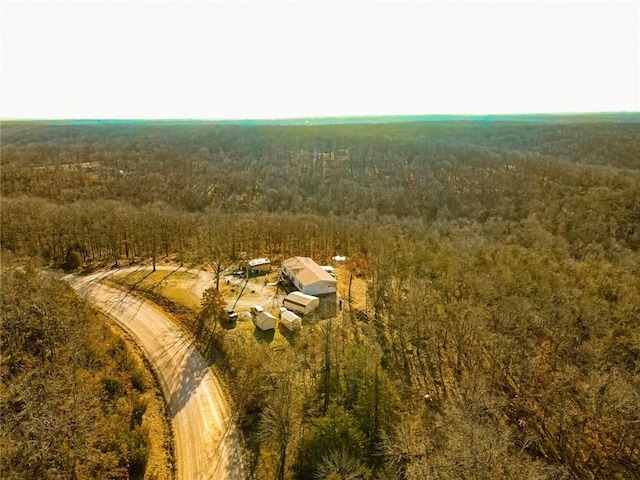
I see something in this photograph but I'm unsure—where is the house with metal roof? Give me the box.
[281,256,337,296]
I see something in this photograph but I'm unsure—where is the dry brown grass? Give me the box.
[141,376,174,480]
[335,266,369,312]
[110,269,203,311]
[110,268,294,349]
[101,318,174,480]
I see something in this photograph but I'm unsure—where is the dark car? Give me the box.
[224,308,238,321]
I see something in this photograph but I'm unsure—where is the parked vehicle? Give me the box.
[224,308,238,321]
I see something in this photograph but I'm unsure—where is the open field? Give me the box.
[109,267,206,312]
[106,265,308,349]
[107,266,286,314]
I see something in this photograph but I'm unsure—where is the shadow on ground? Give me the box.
[253,328,275,344]
[167,345,209,419]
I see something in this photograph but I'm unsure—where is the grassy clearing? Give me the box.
[218,273,281,305]
[336,267,368,311]
[109,268,297,349]
[220,314,292,350]
[110,269,204,311]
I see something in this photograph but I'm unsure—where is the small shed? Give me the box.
[279,307,302,331]
[283,291,320,315]
[252,311,276,331]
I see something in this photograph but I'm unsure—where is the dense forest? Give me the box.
[0,258,172,479]
[1,116,639,479]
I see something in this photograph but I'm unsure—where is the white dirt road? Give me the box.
[66,271,245,480]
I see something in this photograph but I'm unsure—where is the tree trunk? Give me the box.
[152,235,156,272]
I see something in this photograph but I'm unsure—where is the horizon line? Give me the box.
[2,111,639,123]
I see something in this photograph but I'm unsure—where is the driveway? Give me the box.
[66,271,245,480]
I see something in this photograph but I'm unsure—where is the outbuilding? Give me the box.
[283,291,320,315]
[282,256,337,296]
[241,258,271,275]
[279,307,302,331]
[252,310,276,331]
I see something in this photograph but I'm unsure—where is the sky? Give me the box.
[1,0,638,119]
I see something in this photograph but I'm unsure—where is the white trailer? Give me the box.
[241,257,271,275]
[283,291,320,315]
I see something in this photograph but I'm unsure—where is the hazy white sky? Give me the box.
[1,0,638,119]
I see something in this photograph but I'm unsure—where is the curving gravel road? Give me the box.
[66,271,244,480]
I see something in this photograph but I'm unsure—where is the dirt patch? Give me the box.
[108,266,284,315]
[219,273,285,313]
[106,266,319,350]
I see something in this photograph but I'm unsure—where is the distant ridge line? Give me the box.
[2,112,639,126]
